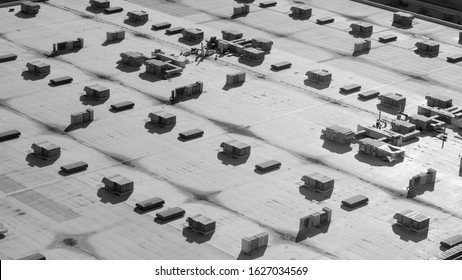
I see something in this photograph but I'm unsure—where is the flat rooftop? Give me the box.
[1,0,462,260]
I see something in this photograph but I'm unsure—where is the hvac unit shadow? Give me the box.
[58,168,87,177]
[392,224,428,243]
[320,136,353,154]
[304,79,331,90]
[354,152,403,166]
[85,7,103,14]
[352,49,370,57]
[296,222,331,242]
[123,19,147,27]
[222,81,244,91]
[80,95,108,106]
[138,72,164,83]
[144,122,175,134]
[414,50,438,58]
[25,153,58,168]
[254,166,280,175]
[170,92,203,104]
[64,121,92,132]
[182,227,214,244]
[48,48,82,58]
[178,37,202,46]
[237,246,267,260]
[97,187,131,204]
[391,23,413,30]
[406,182,435,198]
[348,31,371,38]
[376,103,400,115]
[116,61,141,73]
[340,203,368,212]
[21,71,49,81]
[102,39,124,46]
[238,57,264,67]
[288,14,311,21]
[14,12,36,19]
[217,152,249,166]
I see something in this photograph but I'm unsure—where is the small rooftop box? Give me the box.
[156,207,185,221]
[50,76,73,86]
[152,22,171,30]
[136,197,165,211]
[179,129,204,140]
[259,1,277,8]
[0,54,17,63]
[358,90,380,100]
[166,27,185,35]
[440,235,462,249]
[340,84,361,93]
[317,17,335,24]
[255,160,281,172]
[60,161,88,173]
[379,34,397,43]
[111,101,135,111]
[341,195,369,208]
[105,6,123,14]
[0,129,21,141]
[271,61,291,70]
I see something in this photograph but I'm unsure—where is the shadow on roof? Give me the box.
[21,71,49,81]
[85,7,103,14]
[79,95,108,106]
[116,61,141,73]
[102,38,124,46]
[97,187,131,204]
[138,72,164,83]
[320,136,353,154]
[237,246,267,260]
[64,121,92,133]
[288,13,311,21]
[414,50,439,58]
[376,103,400,115]
[222,81,244,91]
[238,57,264,67]
[354,152,403,167]
[217,152,249,166]
[348,31,372,38]
[144,121,175,134]
[391,22,413,30]
[25,153,58,168]
[352,49,370,57]
[182,227,214,244]
[123,19,147,27]
[14,12,36,19]
[178,37,202,46]
[296,222,331,242]
[298,186,333,202]
[392,224,428,243]
[304,79,331,90]
[406,182,435,199]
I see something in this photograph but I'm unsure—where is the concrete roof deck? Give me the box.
[1,0,462,260]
